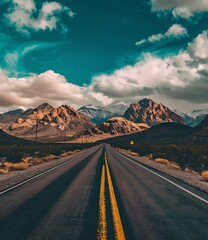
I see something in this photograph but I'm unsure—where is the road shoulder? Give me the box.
[116,148,208,193]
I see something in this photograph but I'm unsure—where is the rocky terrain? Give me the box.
[4,103,93,142]
[82,117,149,141]
[124,98,185,126]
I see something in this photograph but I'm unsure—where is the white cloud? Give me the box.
[188,31,208,62]
[4,0,75,35]
[0,70,111,110]
[1,30,208,112]
[136,24,188,46]
[151,0,208,19]
[93,31,208,109]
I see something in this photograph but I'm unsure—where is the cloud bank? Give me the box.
[1,31,208,112]
[136,24,188,46]
[3,0,75,35]
[151,0,208,19]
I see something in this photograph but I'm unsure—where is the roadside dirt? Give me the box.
[117,149,208,193]
[0,147,94,192]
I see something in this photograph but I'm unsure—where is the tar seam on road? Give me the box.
[0,147,99,196]
[113,148,208,205]
[105,152,126,240]
[97,164,107,240]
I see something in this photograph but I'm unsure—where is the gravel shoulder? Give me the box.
[117,149,208,193]
[0,147,95,192]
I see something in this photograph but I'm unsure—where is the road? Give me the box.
[0,144,207,240]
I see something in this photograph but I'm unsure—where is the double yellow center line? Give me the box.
[97,152,126,240]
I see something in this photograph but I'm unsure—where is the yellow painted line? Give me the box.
[105,152,126,240]
[97,165,108,240]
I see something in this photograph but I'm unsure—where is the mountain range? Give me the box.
[78,101,129,124]
[3,103,93,142]
[0,98,207,143]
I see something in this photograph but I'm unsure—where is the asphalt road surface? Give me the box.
[0,144,208,240]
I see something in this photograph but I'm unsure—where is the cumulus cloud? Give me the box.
[188,31,208,63]
[92,31,208,107]
[4,0,75,35]
[136,24,188,46]
[0,70,111,111]
[151,0,208,19]
[1,30,208,112]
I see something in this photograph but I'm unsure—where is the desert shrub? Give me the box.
[201,171,208,181]
[155,158,170,165]
[3,162,28,171]
[6,152,24,163]
[0,168,8,174]
[50,148,64,156]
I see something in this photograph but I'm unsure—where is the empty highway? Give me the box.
[0,144,207,240]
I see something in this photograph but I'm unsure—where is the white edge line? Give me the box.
[112,148,208,204]
[0,147,99,196]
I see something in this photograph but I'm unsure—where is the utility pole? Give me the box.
[34,114,39,144]
[64,129,67,144]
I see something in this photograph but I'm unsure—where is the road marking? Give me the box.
[105,152,126,240]
[0,147,99,196]
[97,165,107,240]
[113,148,208,205]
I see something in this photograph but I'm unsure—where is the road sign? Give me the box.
[130,140,135,145]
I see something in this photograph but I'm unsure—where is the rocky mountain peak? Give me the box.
[138,98,154,108]
[36,103,54,111]
[124,98,184,126]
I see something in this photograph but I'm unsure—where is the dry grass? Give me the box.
[0,168,8,174]
[22,157,33,163]
[185,168,198,175]
[74,150,80,153]
[169,163,181,170]
[60,152,68,157]
[66,151,74,156]
[49,155,59,159]
[31,158,44,165]
[154,158,170,165]
[131,152,139,156]
[3,162,29,171]
[201,171,208,181]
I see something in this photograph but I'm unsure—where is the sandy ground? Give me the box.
[0,147,95,192]
[117,149,208,193]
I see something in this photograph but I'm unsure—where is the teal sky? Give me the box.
[0,0,208,111]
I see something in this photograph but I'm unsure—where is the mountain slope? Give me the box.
[102,122,193,145]
[83,117,149,137]
[0,129,32,145]
[78,101,129,124]
[0,109,24,125]
[124,98,184,126]
[5,103,93,141]
[188,109,208,119]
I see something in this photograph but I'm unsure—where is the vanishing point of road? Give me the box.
[0,144,207,240]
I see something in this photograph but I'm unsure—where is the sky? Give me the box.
[0,0,208,113]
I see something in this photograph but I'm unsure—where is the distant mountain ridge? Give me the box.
[0,109,24,124]
[78,101,129,124]
[173,109,208,127]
